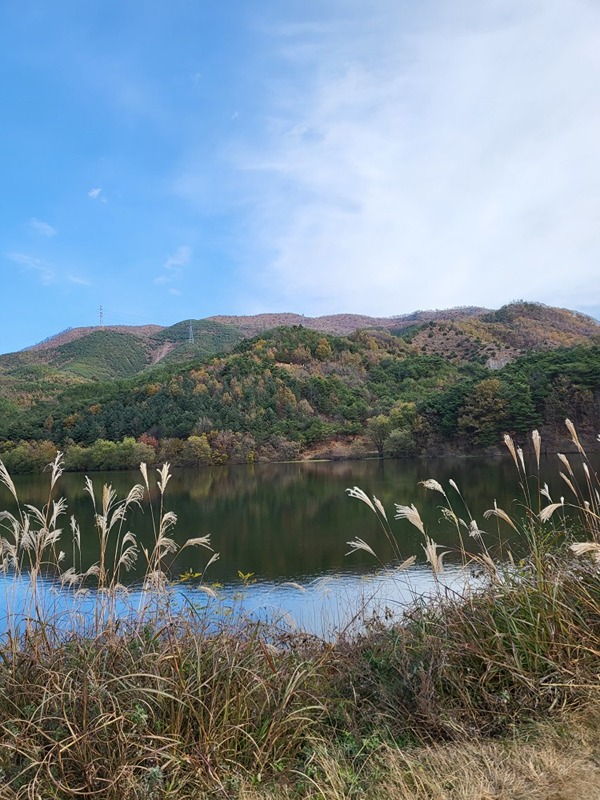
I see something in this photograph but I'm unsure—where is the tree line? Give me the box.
[1,326,599,472]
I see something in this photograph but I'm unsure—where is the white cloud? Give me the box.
[232,0,600,315]
[154,245,191,287]
[164,245,191,271]
[169,287,182,296]
[88,187,102,200]
[29,218,57,237]
[67,274,92,286]
[5,252,54,284]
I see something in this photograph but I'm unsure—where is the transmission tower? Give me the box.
[188,319,195,344]
[99,305,104,327]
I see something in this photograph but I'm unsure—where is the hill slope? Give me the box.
[1,303,599,473]
[407,303,600,367]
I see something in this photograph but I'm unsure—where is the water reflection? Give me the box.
[1,454,589,636]
[1,455,577,584]
[0,564,470,640]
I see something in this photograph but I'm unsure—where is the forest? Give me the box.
[1,309,599,472]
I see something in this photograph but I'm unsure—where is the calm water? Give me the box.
[0,455,572,634]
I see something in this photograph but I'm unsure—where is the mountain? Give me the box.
[0,301,599,473]
[402,302,600,368]
[8,301,596,380]
[206,307,489,336]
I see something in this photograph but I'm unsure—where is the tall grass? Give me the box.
[337,421,600,740]
[0,421,599,798]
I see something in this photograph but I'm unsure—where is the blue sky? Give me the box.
[2,0,600,354]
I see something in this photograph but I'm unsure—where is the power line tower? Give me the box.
[99,305,104,327]
[188,319,195,344]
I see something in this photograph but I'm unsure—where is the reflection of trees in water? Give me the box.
[4,456,592,584]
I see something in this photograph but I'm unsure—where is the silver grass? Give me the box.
[373,495,388,521]
[394,503,425,535]
[345,538,377,558]
[570,542,600,562]
[477,553,498,575]
[583,463,591,481]
[123,484,144,508]
[102,484,117,516]
[469,520,486,539]
[420,479,446,497]
[84,475,96,509]
[117,544,139,572]
[23,504,47,526]
[503,434,518,468]
[156,463,171,495]
[557,453,574,477]
[440,506,461,527]
[196,585,218,598]
[83,564,100,578]
[565,418,585,454]
[422,537,448,575]
[559,471,577,497]
[397,555,417,570]
[143,569,169,591]
[517,447,526,473]
[0,461,18,501]
[154,536,178,555]
[139,462,150,492]
[158,511,178,537]
[532,430,542,469]
[70,515,80,550]
[282,582,307,592]
[483,501,519,531]
[203,551,220,571]
[49,452,64,491]
[181,535,213,550]
[346,486,377,514]
[539,501,564,523]
[59,567,81,587]
[108,505,127,529]
[49,497,68,530]
[42,528,62,548]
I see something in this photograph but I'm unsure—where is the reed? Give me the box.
[0,421,599,798]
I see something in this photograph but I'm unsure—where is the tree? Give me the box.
[458,378,508,446]
[366,415,392,457]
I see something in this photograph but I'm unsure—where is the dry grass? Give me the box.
[1,421,600,798]
[375,706,600,800]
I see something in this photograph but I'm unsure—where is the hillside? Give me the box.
[407,303,600,368]
[207,307,488,336]
[6,302,596,387]
[1,302,599,472]
[0,320,246,395]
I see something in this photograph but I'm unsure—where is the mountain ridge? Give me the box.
[1,301,600,471]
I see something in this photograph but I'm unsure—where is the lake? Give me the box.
[0,455,570,635]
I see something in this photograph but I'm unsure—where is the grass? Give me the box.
[0,421,599,797]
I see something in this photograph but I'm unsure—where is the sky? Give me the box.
[1,0,600,354]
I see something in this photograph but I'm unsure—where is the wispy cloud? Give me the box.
[232,0,600,315]
[67,274,92,286]
[5,252,55,285]
[154,245,191,287]
[88,187,106,202]
[165,245,191,271]
[29,218,57,237]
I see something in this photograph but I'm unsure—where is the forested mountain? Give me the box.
[1,302,599,472]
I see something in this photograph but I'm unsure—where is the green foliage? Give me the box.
[1,322,600,469]
[152,319,245,361]
[50,331,150,379]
